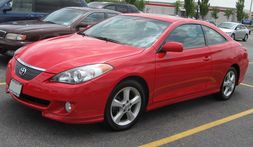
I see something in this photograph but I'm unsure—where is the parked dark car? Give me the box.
[0,0,88,23]
[0,7,120,56]
[88,2,140,13]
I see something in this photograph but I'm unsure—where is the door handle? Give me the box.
[203,56,211,61]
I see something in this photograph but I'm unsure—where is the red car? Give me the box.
[6,14,249,130]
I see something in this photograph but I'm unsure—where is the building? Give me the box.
[144,0,252,24]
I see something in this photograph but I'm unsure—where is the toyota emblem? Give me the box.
[19,67,27,76]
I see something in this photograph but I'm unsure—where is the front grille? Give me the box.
[19,93,50,107]
[0,30,6,38]
[15,59,44,80]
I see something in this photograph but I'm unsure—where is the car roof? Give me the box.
[65,7,121,14]
[221,22,240,25]
[123,13,191,23]
[88,2,135,7]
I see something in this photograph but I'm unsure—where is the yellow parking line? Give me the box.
[140,108,253,147]
[241,83,253,88]
[0,82,6,86]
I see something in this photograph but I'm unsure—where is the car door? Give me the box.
[154,24,212,102]
[202,25,231,89]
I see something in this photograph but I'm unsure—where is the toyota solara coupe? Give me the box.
[6,14,249,130]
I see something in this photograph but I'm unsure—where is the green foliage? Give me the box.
[199,0,210,19]
[211,7,219,20]
[134,0,145,11]
[236,0,245,22]
[243,11,249,19]
[184,0,195,17]
[125,0,136,5]
[175,0,181,15]
[224,9,234,21]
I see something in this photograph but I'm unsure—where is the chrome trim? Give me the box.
[17,58,46,72]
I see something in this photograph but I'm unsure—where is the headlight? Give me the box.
[51,64,113,84]
[5,33,27,41]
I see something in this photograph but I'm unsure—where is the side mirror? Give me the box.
[162,42,183,52]
[76,22,89,31]
[235,27,240,30]
[2,2,12,13]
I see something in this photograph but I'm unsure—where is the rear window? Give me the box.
[12,0,32,12]
[202,25,227,45]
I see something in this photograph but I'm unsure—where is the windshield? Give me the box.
[0,0,8,7]
[83,16,170,48]
[43,8,86,26]
[218,23,237,29]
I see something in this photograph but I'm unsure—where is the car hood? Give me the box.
[17,34,144,73]
[219,28,234,33]
[0,20,68,33]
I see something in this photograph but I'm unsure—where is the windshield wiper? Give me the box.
[44,20,56,24]
[90,36,122,44]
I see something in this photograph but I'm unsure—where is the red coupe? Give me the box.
[6,14,249,130]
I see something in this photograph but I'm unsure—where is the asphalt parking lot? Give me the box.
[0,36,253,147]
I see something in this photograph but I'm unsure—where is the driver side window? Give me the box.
[82,12,105,25]
[166,24,206,49]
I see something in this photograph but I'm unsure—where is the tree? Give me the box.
[236,0,245,22]
[243,12,249,19]
[224,9,234,21]
[134,0,145,11]
[184,0,195,18]
[125,0,136,4]
[211,7,219,22]
[175,0,181,15]
[199,0,210,20]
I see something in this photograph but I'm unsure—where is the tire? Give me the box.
[231,34,235,40]
[243,34,248,42]
[216,67,238,100]
[104,80,146,131]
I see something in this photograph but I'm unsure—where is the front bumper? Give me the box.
[5,58,116,124]
[0,39,31,54]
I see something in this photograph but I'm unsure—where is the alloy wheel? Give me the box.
[222,70,236,97]
[110,87,142,126]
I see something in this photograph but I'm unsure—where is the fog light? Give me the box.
[65,102,72,113]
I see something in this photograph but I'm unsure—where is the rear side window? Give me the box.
[166,24,205,49]
[83,12,105,24]
[202,26,227,46]
[117,5,128,13]
[12,0,32,12]
[106,13,118,18]
[62,0,81,7]
[105,5,116,11]
[34,0,61,13]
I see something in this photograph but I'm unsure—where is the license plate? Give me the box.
[9,79,22,97]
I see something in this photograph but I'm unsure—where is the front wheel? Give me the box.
[105,80,146,131]
[216,67,237,100]
[243,34,248,42]
[231,34,236,40]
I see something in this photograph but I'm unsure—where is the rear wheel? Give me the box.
[105,80,146,131]
[216,67,237,100]
[243,34,248,42]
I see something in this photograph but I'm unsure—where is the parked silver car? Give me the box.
[218,22,250,41]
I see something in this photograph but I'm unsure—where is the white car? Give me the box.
[218,22,250,41]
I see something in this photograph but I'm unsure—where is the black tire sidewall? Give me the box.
[104,80,146,131]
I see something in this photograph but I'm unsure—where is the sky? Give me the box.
[153,0,253,11]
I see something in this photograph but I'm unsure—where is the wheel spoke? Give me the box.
[224,87,229,95]
[126,111,135,121]
[112,99,124,108]
[130,96,141,105]
[123,88,130,102]
[113,109,124,124]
